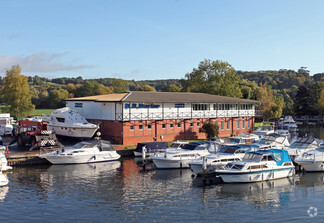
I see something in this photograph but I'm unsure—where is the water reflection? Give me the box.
[0,186,9,202]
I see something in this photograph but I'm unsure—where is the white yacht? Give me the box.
[252,125,275,139]
[42,107,99,140]
[189,144,259,175]
[0,146,12,172]
[39,140,120,164]
[278,116,298,132]
[255,133,290,150]
[217,149,295,183]
[152,142,213,169]
[285,137,321,160]
[294,143,324,172]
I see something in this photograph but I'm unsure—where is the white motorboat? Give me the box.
[133,142,170,157]
[223,134,259,146]
[152,142,213,169]
[252,125,275,139]
[255,133,290,150]
[39,140,120,164]
[278,116,298,132]
[275,125,291,138]
[294,143,324,172]
[217,149,295,183]
[189,144,259,175]
[285,137,322,160]
[42,107,99,140]
[0,146,12,172]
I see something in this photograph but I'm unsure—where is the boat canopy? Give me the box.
[245,149,291,165]
[135,142,168,153]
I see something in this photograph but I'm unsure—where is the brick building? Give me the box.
[66,91,259,146]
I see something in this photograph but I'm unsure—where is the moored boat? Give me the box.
[294,143,324,172]
[42,107,99,140]
[285,137,321,161]
[39,140,120,164]
[217,149,294,183]
[152,142,213,169]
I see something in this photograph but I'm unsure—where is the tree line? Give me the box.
[1,60,323,119]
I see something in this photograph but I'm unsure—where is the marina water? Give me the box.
[1,125,323,222]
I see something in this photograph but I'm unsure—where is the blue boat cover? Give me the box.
[246,149,292,165]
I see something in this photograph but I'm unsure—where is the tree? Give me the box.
[294,85,312,115]
[111,78,129,93]
[137,85,156,92]
[182,59,242,98]
[49,88,69,108]
[256,83,276,120]
[199,121,219,140]
[161,84,181,92]
[1,65,35,117]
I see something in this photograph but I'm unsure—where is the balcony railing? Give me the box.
[116,110,256,121]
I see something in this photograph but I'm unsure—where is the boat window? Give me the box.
[56,117,65,123]
[225,163,233,169]
[232,164,244,170]
[223,147,237,154]
[72,142,87,149]
[261,155,274,161]
[243,153,262,162]
[283,162,292,166]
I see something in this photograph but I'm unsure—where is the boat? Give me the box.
[223,134,259,146]
[39,140,120,164]
[0,146,12,172]
[255,133,290,150]
[294,143,324,172]
[275,125,291,138]
[42,107,99,140]
[217,149,295,183]
[284,137,322,160]
[151,141,214,169]
[189,144,259,175]
[133,142,170,157]
[277,116,298,132]
[252,125,275,139]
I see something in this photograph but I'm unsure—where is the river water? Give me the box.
[1,125,323,223]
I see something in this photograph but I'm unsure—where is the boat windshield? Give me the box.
[71,142,88,149]
[229,138,241,143]
[242,153,262,162]
[222,147,239,154]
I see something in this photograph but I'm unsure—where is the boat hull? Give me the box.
[41,152,120,165]
[48,125,98,139]
[218,167,294,183]
[152,157,193,169]
[295,161,324,172]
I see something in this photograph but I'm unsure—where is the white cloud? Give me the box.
[0,52,94,74]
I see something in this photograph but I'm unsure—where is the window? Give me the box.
[192,104,210,111]
[56,118,65,123]
[242,120,245,129]
[247,120,250,129]
[170,123,174,128]
[190,122,194,127]
[139,125,143,130]
[197,122,200,127]
[221,121,224,131]
[215,121,218,127]
[130,125,134,131]
[162,124,166,129]
[227,121,230,130]
[177,123,181,128]
[148,124,152,130]
[237,120,240,129]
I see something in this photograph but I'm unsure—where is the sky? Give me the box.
[1,0,324,80]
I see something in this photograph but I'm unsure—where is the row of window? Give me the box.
[129,120,251,131]
[193,103,254,111]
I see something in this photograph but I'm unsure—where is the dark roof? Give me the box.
[66,91,259,104]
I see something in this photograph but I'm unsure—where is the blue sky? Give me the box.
[1,0,324,80]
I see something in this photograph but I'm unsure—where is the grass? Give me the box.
[32,109,55,116]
